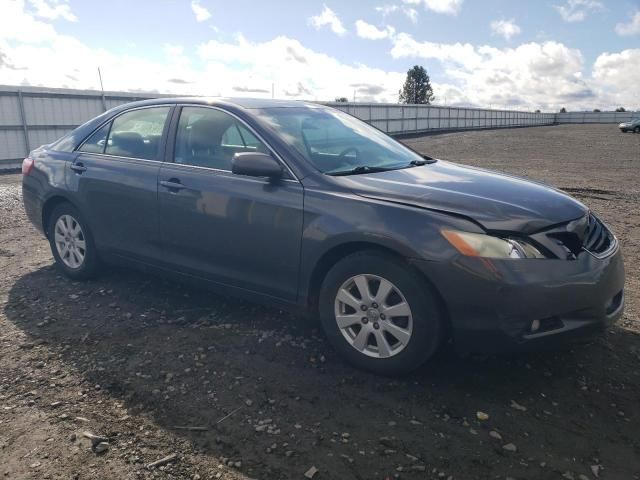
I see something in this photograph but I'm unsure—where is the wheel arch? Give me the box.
[41,195,79,238]
[305,241,452,340]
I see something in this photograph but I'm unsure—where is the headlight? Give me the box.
[441,230,544,259]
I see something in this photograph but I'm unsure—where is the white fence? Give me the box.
[556,111,635,124]
[324,102,555,134]
[0,84,637,170]
[0,85,166,169]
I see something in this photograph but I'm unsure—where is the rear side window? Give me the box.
[78,123,110,154]
[104,107,170,160]
[174,107,268,170]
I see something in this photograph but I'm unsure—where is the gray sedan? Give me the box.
[22,98,625,375]
[619,118,640,133]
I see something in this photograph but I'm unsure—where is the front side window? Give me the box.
[174,107,268,170]
[104,107,170,160]
[255,107,426,175]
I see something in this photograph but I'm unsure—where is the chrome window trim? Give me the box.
[75,151,165,164]
[174,104,300,183]
[159,160,301,185]
[75,151,300,185]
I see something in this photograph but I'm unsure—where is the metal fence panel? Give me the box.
[0,95,22,126]
[388,106,403,120]
[370,105,387,121]
[0,129,24,160]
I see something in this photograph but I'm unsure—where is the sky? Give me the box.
[0,0,639,111]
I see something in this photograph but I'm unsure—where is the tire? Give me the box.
[634,126,640,134]
[47,202,101,280]
[318,251,443,375]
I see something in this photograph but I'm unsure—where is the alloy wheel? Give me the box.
[334,274,413,358]
[54,214,86,269]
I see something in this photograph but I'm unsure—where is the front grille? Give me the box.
[583,214,614,256]
[532,213,616,260]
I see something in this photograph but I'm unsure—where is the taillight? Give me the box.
[22,157,35,176]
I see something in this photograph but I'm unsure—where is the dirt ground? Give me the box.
[1,124,639,480]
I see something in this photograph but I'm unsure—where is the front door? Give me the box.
[158,106,304,302]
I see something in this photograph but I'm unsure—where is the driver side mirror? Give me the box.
[232,152,283,179]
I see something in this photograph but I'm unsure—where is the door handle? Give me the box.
[70,163,87,173]
[159,179,185,191]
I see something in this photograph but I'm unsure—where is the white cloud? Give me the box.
[309,5,346,36]
[391,33,482,67]
[0,0,637,111]
[592,49,640,108]
[615,10,640,36]
[0,4,404,103]
[164,44,184,57]
[403,0,463,16]
[376,4,399,16]
[390,33,606,110]
[553,0,603,23]
[490,19,521,40]
[190,0,211,22]
[197,35,404,100]
[355,20,395,40]
[27,0,76,22]
[403,6,419,22]
[376,4,419,22]
[0,0,59,43]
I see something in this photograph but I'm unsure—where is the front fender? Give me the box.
[297,188,480,304]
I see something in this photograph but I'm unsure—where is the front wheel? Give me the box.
[634,126,640,134]
[48,202,101,280]
[318,251,443,375]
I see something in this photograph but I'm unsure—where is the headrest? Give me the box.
[111,132,145,153]
[189,116,233,151]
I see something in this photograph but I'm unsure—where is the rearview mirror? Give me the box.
[232,152,283,179]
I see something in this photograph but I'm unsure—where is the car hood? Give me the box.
[336,160,588,233]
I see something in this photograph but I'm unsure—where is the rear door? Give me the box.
[157,106,304,302]
[67,106,172,262]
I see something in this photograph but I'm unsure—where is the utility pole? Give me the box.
[97,67,107,112]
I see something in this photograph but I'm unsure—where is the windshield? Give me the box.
[255,106,426,174]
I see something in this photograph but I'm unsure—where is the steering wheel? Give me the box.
[338,147,360,165]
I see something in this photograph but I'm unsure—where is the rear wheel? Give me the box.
[634,126,640,134]
[48,203,100,279]
[318,251,443,375]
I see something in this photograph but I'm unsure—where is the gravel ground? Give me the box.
[1,124,639,480]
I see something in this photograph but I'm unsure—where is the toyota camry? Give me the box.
[22,98,625,374]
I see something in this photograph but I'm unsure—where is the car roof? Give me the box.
[118,97,323,111]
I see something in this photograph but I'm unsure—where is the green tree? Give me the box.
[560,107,567,113]
[615,106,626,112]
[593,108,601,112]
[399,65,435,104]
[334,97,349,103]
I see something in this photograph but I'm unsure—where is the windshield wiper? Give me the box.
[327,165,397,176]
[409,156,437,166]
